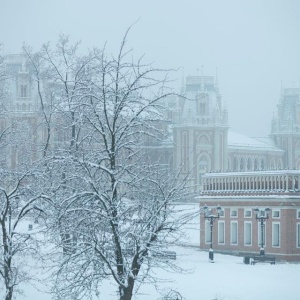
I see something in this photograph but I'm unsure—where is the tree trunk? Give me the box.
[119,277,134,300]
[5,286,13,300]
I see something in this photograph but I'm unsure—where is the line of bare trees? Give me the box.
[0,31,193,300]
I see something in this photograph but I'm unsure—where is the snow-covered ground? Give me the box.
[136,246,300,300]
[18,245,300,300]
[7,204,300,300]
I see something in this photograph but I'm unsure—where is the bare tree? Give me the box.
[24,36,98,260]
[0,49,48,300]
[22,45,54,158]
[0,120,46,300]
[46,30,193,300]
[0,168,44,300]
[36,35,93,151]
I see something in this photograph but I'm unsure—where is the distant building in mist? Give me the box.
[0,54,76,168]
[5,55,300,185]
[162,75,300,191]
[4,54,300,261]
[163,74,300,261]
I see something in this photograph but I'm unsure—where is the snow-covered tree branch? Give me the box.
[39,31,193,300]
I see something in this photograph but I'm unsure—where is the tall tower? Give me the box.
[173,75,229,190]
[271,87,300,169]
[5,54,38,112]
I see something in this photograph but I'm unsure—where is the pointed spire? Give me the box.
[20,58,27,73]
[201,65,204,91]
[180,67,185,94]
[215,67,219,93]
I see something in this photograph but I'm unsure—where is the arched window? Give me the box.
[227,157,232,171]
[233,156,239,171]
[246,158,250,171]
[250,158,255,171]
[20,84,28,98]
[296,158,300,170]
[198,134,210,146]
[199,103,206,115]
[240,157,245,171]
[197,93,209,116]
[199,158,208,170]
[277,159,283,169]
[295,141,300,168]
[261,158,266,170]
[198,155,211,187]
[254,158,258,171]
[182,132,188,172]
[270,158,275,170]
[198,157,208,185]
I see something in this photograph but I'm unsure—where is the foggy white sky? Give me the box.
[1,0,299,137]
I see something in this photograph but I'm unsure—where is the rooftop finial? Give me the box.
[181,67,185,94]
[20,58,28,73]
[201,65,204,91]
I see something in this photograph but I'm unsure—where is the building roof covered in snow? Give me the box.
[228,131,284,153]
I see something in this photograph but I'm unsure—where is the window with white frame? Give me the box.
[244,209,252,218]
[272,223,280,247]
[258,223,266,247]
[272,210,280,218]
[219,209,225,217]
[297,223,300,248]
[21,85,27,97]
[297,210,300,219]
[230,209,238,217]
[218,221,225,244]
[199,102,206,115]
[230,221,238,245]
[244,222,252,246]
[205,220,211,244]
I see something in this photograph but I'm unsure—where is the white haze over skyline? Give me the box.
[1,0,299,137]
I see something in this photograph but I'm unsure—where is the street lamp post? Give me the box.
[253,207,270,256]
[203,204,222,262]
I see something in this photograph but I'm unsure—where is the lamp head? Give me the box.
[265,207,270,218]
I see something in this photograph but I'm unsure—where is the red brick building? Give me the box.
[199,170,300,261]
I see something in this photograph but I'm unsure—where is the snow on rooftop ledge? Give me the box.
[228,131,283,152]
